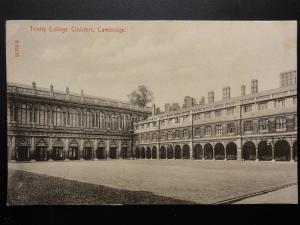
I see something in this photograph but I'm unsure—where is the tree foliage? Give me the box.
[127,85,154,107]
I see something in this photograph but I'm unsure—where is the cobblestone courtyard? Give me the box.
[8,160,298,204]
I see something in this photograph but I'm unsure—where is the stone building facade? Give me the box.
[7,82,151,161]
[134,71,297,162]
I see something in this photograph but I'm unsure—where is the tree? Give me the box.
[127,85,154,107]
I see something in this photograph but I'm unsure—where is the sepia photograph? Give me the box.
[6,20,297,205]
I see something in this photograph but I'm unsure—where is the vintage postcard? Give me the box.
[6,20,297,205]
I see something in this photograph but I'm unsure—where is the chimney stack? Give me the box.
[241,85,246,96]
[223,86,231,100]
[66,87,70,100]
[151,103,156,116]
[80,89,84,102]
[251,79,258,94]
[50,83,54,97]
[32,81,37,95]
[208,91,214,103]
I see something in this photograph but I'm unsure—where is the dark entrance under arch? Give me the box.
[83,147,93,160]
[193,144,203,160]
[182,145,190,159]
[35,146,48,161]
[52,147,64,160]
[96,147,106,159]
[167,146,174,159]
[69,147,79,160]
[141,147,146,159]
[174,145,181,159]
[135,148,141,159]
[258,141,272,161]
[214,143,225,160]
[152,147,157,159]
[146,147,152,159]
[16,146,30,161]
[242,141,256,160]
[274,140,291,161]
[160,146,166,159]
[293,141,297,161]
[120,147,128,159]
[204,144,213,160]
[226,142,237,160]
[109,147,117,159]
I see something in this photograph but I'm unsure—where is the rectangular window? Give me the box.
[183,129,189,138]
[244,105,252,113]
[146,133,151,140]
[160,120,165,126]
[215,110,222,117]
[227,108,234,115]
[204,112,211,119]
[141,134,145,141]
[244,121,253,132]
[168,131,173,140]
[175,130,181,139]
[276,117,287,131]
[168,118,172,124]
[259,119,268,131]
[274,99,285,108]
[195,127,201,137]
[141,124,144,129]
[215,125,223,135]
[147,123,150,128]
[175,117,180,123]
[205,126,212,136]
[227,123,235,134]
[152,121,157,127]
[183,116,188,122]
[258,102,268,110]
[160,132,166,140]
[152,133,157,141]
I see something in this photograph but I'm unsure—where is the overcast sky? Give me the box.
[6,21,297,109]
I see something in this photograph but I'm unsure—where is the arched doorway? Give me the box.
[293,141,297,161]
[193,144,203,160]
[34,138,49,161]
[69,139,79,160]
[146,147,152,159]
[214,143,225,160]
[135,147,141,159]
[274,140,291,161]
[96,147,106,159]
[160,146,166,159]
[83,140,93,160]
[182,145,190,159]
[120,147,128,159]
[15,138,30,161]
[204,143,213,160]
[226,142,237,160]
[167,146,174,159]
[52,139,64,160]
[141,147,146,159]
[109,147,117,159]
[258,141,272,161]
[152,146,157,159]
[242,141,256,160]
[174,145,181,159]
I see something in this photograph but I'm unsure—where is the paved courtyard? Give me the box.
[8,160,298,204]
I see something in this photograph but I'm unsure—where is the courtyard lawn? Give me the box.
[8,160,298,204]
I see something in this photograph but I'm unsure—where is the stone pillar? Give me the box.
[80,139,84,160]
[190,143,193,160]
[106,140,110,159]
[32,104,36,125]
[271,142,275,162]
[157,144,160,159]
[9,136,16,161]
[64,138,69,160]
[94,139,97,160]
[48,137,53,161]
[224,142,227,160]
[118,140,121,159]
[30,136,35,161]
[50,105,53,128]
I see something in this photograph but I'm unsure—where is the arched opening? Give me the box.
[83,141,93,160]
[214,143,225,160]
[135,147,140,159]
[226,142,237,160]
[146,147,152,159]
[293,141,297,161]
[96,147,106,159]
[160,146,166,159]
[274,140,291,161]
[109,147,117,159]
[120,147,128,159]
[204,143,213,160]
[242,141,256,160]
[182,145,190,159]
[141,147,146,159]
[152,146,157,159]
[258,141,272,161]
[34,138,48,161]
[69,140,79,160]
[52,139,64,160]
[193,144,202,160]
[167,146,174,159]
[15,138,31,161]
[174,145,181,159]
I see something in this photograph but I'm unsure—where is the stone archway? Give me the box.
[160,146,166,159]
[140,147,146,159]
[182,145,190,159]
[16,137,30,161]
[52,139,64,160]
[35,138,49,161]
[152,146,157,159]
[258,141,272,161]
[174,145,181,159]
[135,147,141,159]
[214,143,225,160]
[293,141,297,161]
[109,147,117,159]
[193,144,203,160]
[83,140,93,160]
[120,147,128,159]
[146,147,152,159]
[204,143,213,160]
[69,139,79,160]
[242,141,256,160]
[167,146,174,159]
[274,140,291,161]
[226,142,237,160]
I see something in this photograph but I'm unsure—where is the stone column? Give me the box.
[50,105,53,128]
[32,104,36,126]
[157,144,160,159]
[30,136,35,161]
[80,139,84,160]
[189,143,193,160]
[48,137,53,161]
[271,142,275,162]
[64,138,69,160]
[94,139,97,160]
[106,140,110,159]
[224,142,227,160]
[12,104,16,122]
[118,140,121,159]
[9,136,16,161]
